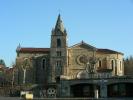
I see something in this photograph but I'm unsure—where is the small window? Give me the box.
[99,60,102,68]
[42,58,46,69]
[57,51,61,56]
[57,39,61,47]
[56,60,61,67]
[111,60,114,70]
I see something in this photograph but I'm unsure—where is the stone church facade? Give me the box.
[15,15,132,98]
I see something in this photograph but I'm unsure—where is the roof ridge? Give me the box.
[98,48,123,55]
[69,41,97,50]
[17,48,50,53]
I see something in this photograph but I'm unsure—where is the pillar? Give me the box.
[100,83,107,98]
[60,80,71,97]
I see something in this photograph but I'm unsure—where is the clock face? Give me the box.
[77,55,88,65]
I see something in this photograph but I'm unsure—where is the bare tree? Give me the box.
[124,56,133,75]
[16,57,31,84]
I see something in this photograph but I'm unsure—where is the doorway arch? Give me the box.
[70,83,100,97]
[107,83,133,97]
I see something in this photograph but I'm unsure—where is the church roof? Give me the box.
[69,41,123,55]
[69,41,97,50]
[17,48,50,53]
[17,47,123,55]
[97,49,124,55]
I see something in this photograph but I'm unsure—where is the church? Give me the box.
[15,15,133,98]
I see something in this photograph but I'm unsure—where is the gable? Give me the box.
[69,41,97,50]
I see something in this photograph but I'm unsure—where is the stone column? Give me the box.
[100,83,107,98]
[60,80,71,97]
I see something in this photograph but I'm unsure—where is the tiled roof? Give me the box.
[97,49,123,55]
[17,48,50,53]
[16,47,123,54]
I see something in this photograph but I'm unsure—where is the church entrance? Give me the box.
[70,83,99,97]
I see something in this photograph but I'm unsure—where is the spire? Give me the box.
[55,14,65,32]
[16,43,21,52]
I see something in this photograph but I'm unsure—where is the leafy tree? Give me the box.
[0,59,6,67]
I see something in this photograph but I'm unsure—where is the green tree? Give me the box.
[0,59,6,67]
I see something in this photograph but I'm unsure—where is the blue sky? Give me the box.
[0,0,133,67]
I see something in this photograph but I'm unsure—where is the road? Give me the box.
[0,97,133,100]
[0,97,20,100]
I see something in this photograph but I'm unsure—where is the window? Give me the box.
[56,60,61,67]
[57,51,61,56]
[111,60,114,70]
[99,60,102,68]
[42,58,46,70]
[57,39,61,47]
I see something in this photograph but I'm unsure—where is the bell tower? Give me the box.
[50,14,67,82]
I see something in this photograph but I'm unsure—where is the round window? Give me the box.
[77,55,88,65]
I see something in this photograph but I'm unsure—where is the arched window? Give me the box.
[99,60,102,68]
[57,38,61,47]
[42,58,46,70]
[111,60,114,70]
